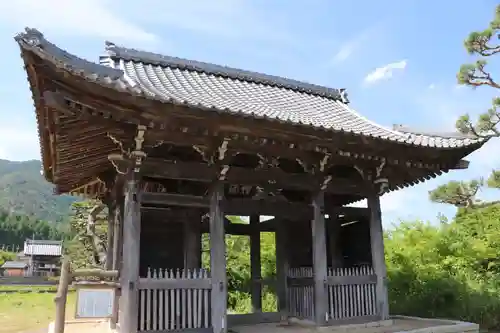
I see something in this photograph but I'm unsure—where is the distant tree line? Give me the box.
[0,208,68,247]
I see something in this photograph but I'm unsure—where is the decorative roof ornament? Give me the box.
[339,88,349,104]
[14,27,45,47]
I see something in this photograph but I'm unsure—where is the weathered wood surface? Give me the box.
[119,175,142,333]
[138,268,211,332]
[287,266,378,323]
[53,258,71,333]
[141,192,368,218]
[275,219,289,322]
[312,191,328,326]
[209,182,227,333]
[368,192,389,320]
[141,158,368,195]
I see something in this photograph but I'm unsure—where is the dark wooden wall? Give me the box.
[285,216,372,269]
[139,210,186,277]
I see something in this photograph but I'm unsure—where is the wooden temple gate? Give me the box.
[15,28,484,333]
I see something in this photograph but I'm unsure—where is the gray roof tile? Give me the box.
[24,240,62,256]
[1,261,28,269]
[14,28,483,149]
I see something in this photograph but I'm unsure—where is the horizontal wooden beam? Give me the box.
[227,312,281,326]
[200,219,275,234]
[141,158,366,195]
[72,269,119,278]
[141,193,313,218]
[327,274,376,286]
[141,193,370,219]
[137,277,211,290]
[288,274,376,287]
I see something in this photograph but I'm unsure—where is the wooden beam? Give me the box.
[227,312,281,326]
[327,274,377,286]
[209,182,227,333]
[141,193,310,218]
[72,269,119,278]
[141,192,370,219]
[368,192,389,320]
[141,158,367,195]
[250,214,262,312]
[137,277,211,290]
[312,191,328,326]
[201,219,275,234]
[119,174,141,333]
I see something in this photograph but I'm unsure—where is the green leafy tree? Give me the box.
[64,200,108,269]
[430,5,500,203]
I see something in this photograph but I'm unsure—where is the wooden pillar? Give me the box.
[105,200,115,271]
[119,174,141,333]
[184,218,202,269]
[209,183,227,333]
[275,218,288,322]
[250,214,262,312]
[368,192,389,320]
[312,191,328,326]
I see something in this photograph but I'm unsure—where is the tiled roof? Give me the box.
[15,28,483,149]
[1,261,28,269]
[24,240,62,256]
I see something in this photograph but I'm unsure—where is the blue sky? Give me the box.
[0,0,499,226]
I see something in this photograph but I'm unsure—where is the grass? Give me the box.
[0,288,76,333]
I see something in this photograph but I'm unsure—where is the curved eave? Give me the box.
[14,28,484,153]
[14,29,488,198]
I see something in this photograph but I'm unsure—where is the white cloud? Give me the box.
[331,27,378,64]
[0,0,158,44]
[364,60,408,84]
[348,189,412,214]
[428,83,436,89]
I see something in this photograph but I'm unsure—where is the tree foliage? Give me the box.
[430,5,500,203]
[64,200,108,269]
[386,204,500,329]
[0,208,67,247]
[0,159,77,222]
[429,180,483,207]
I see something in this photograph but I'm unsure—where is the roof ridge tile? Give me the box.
[105,41,349,102]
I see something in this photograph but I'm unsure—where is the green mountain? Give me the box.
[0,159,77,222]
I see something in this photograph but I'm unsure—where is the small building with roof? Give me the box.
[14,28,483,333]
[23,239,63,277]
[1,261,29,277]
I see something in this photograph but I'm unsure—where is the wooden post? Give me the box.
[119,175,141,333]
[105,200,115,271]
[275,218,288,323]
[54,258,71,333]
[250,214,262,312]
[368,192,389,320]
[209,182,227,333]
[312,191,328,326]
